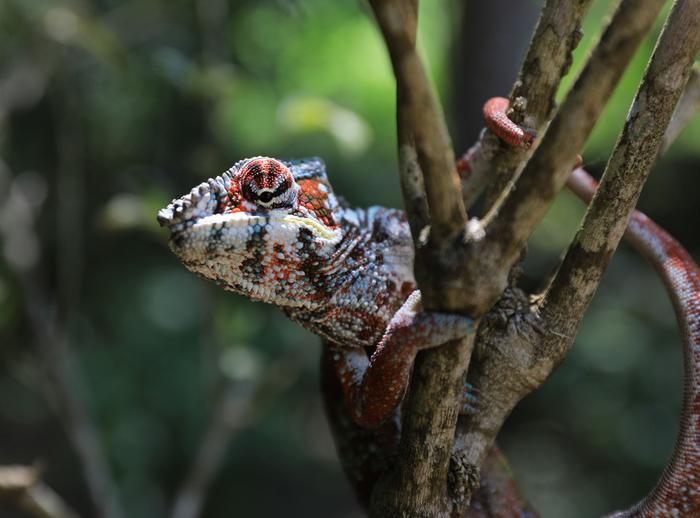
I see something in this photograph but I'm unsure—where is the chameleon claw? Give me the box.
[461,403,478,416]
[463,382,480,400]
[460,382,481,416]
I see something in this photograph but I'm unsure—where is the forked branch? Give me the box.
[463,0,593,209]
[368,0,465,241]
[539,0,700,358]
[368,1,474,515]
[455,0,699,499]
[481,0,665,278]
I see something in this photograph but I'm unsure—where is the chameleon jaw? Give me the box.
[190,212,342,243]
[156,171,231,231]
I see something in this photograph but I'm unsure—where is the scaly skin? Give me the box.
[157,156,472,429]
[569,169,700,518]
[158,155,538,514]
[485,96,700,517]
[158,96,698,515]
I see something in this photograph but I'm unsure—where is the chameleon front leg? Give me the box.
[329,290,474,429]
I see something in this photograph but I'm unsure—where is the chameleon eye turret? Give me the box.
[238,157,298,209]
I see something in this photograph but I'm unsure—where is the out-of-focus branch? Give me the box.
[2,72,124,518]
[462,0,592,209]
[479,0,665,292]
[0,465,80,518]
[538,0,700,360]
[661,63,700,153]
[19,279,123,518]
[170,354,301,518]
[47,73,124,518]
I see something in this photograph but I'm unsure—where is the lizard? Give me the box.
[156,156,474,430]
[156,155,535,512]
[157,98,700,516]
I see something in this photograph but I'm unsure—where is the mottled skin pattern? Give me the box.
[569,169,700,518]
[485,97,700,517]
[482,97,536,149]
[158,97,699,515]
[157,156,472,429]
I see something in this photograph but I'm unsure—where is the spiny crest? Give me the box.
[157,156,347,308]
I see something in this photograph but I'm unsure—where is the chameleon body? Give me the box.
[157,156,472,429]
[158,98,700,516]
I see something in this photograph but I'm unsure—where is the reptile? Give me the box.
[157,98,700,516]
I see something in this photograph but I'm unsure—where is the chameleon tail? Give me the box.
[568,168,700,517]
[483,96,700,516]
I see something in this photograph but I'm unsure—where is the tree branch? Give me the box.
[480,0,665,281]
[368,0,465,241]
[462,0,592,210]
[0,465,80,518]
[367,1,476,515]
[454,0,700,494]
[538,0,700,358]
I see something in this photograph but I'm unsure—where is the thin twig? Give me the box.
[479,0,665,293]
[538,0,700,357]
[0,465,81,518]
[463,0,592,210]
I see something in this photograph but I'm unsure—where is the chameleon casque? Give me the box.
[158,99,700,516]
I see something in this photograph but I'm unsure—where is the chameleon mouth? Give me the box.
[186,212,341,242]
[156,171,232,231]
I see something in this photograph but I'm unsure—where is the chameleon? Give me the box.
[156,156,473,430]
[157,98,700,516]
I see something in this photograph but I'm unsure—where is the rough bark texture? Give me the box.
[539,0,700,356]
[472,0,592,210]
[368,2,475,516]
[481,0,665,273]
[363,0,698,515]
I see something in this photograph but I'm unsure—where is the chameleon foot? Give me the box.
[460,382,481,416]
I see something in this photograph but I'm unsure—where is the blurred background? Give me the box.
[1,0,698,516]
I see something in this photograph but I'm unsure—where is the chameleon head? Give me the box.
[157,157,343,308]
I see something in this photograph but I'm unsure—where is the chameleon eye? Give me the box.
[258,191,274,204]
[238,157,297,208]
